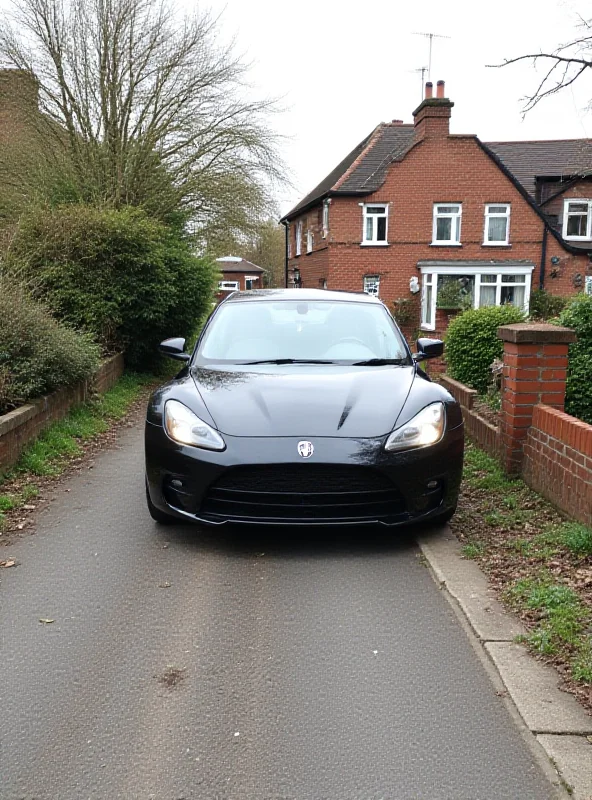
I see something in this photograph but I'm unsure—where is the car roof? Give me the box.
[222,288,382,304]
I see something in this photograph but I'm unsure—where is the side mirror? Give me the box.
[413,337,444,362]
[159,337,190,362]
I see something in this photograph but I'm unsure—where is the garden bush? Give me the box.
[7,205,217,368]
[558,293,592,424]
[0,282,99,415]
[529,289,569,321]
[445,305,525,393]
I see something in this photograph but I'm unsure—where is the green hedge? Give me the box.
[529,289,569,321]
[445,305,525,393]
[559,294,592,424]
[0,283,100,415]
[7,205,217,368]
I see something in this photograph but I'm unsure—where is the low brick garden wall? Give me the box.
[439,375,502,458]
[523,405,592,527]
[0,353,124,473]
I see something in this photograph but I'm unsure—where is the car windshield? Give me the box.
[197,300,410,365]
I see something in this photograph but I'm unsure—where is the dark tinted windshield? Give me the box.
[197,300,410,364]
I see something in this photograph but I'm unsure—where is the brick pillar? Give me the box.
[497,323,576,473]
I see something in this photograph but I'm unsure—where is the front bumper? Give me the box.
[145,421,463,527]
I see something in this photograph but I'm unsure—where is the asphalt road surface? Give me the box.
[0,423,561,800]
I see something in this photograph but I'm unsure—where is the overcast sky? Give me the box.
[192,0,592,214]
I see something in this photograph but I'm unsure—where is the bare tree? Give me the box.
[0,0,284,227]
[491,14,592,112]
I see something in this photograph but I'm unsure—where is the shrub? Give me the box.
[529,289,569,321]
[445,305,525,392]
[0,282,100,415]
[7,205,217,368]
[558,293,592,424]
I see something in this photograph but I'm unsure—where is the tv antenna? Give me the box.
[412,32,450,81]
[410,66,429,99]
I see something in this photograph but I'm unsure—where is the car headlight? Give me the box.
[385,402,445,452]
[164,400,225,451]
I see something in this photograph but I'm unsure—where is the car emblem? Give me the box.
[297,440,314,459]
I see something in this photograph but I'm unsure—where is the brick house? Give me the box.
[215,256,265,299]
[280,80,592,340]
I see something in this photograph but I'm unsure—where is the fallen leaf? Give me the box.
[23,504,36,510]
[39,618,55,624]
[159,581,172,588]
[0,560,15,568]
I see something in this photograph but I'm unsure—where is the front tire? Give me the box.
[145,480,176,525]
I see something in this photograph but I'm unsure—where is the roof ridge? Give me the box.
[486,138,592,145]
[332,124,385,191]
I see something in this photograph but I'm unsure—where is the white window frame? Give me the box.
[421,273,436,329]
[218,280,239,291]
[419,264,533,331]
[306,230,313,253]
[244,275,259,290]
[295,220,303,256]
[484,203,511,245]
[562,199,592,240]
[361,203,389,245]
[322,201,330,238]
[363,274,380,296]
[432,203,462,245]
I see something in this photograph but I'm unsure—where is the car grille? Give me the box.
[200,465,406,523]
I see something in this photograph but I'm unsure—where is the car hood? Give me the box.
[191,365,415,438]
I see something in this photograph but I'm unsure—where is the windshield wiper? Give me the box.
[242,358,335,365]
[351,358,408,366]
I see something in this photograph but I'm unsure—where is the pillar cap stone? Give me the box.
[498,323,576,344]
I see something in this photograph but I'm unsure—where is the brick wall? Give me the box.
[523,405,592,527]
[0,354,124,473]
[439,375,502,458]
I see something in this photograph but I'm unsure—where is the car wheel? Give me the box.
[145,480,176,525]
[430,506,456,526]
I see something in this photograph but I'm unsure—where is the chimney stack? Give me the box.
[412,78,453,141]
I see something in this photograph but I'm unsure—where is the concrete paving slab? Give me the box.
[417,528,527,641]
[486,643,592,735]
[537,735,592,800]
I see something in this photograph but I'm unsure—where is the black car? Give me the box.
[145,289,464,527]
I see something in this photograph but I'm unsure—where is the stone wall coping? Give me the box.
[0,403,38,435]
[497,323,576,344]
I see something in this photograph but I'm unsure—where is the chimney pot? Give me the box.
[425,82,433,99]
[391,119,403,125]
[436,80,445,98]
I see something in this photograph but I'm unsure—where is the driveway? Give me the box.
[0,422,562,799]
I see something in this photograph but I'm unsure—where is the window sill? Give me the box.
[430,242,462,247]
[482,242,511,247]
[420,324,436,332]
[563,236,592,242]
[360,241,389,247]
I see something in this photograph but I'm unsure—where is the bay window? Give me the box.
[433,203,462,244]
[362,204,388,244]
[563,199,592,239]
[419,264,533,331]
[484,204,510,245]
[295,220,303,256]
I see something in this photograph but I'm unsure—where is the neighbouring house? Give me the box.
[280,80,592,339]
[215,256,265,298]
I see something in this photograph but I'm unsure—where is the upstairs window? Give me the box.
[563,199,592,239]
[362,204,388,244]
[484,204,510,245]
[295,220,302,256]
[322,201,330,238]
[433,203,462,244]
[363,275,380,296]
[306,230,313,253]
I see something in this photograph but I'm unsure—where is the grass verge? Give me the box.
[451,442,592,706]
[0,372,156,533]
